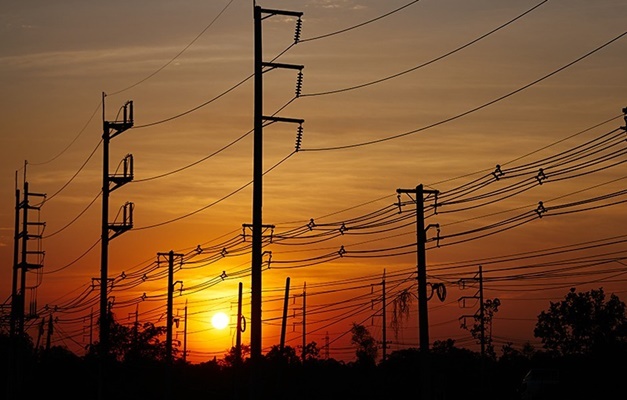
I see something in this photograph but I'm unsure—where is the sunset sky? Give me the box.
[1,0,626,363]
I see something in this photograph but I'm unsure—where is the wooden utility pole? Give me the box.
[301,282,306,362]
[251,5,304,362]
[382,270,387,362]
[396,184,438,351]
[236,282,243,363]
[183,299,188,364]
[161,250,183,400]
[99,94,133,400]
[280,277,290,352]
[396,184,439,400]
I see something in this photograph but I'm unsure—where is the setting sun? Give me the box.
[211,312,230,330]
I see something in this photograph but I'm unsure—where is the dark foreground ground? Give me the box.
[3,346,625,400]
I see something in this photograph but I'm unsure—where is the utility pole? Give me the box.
[251,6,303,398]
[396,185,438,351]
[236,282,243,364]
[458,266,485,355]
[382,270,387,362]
[161,250,183,365]
[45,313,53,353]
[301,282,306,362]
[182,299,188,363]
[8,165,46,400]
[99,93,133,400]
[10,181,20,340]
[280,277,290,352]
[160,250,183,400]
[372,269,388,362]
[251,5,304,364]
[396,184,439,400]
[291,282,306,360]
[478,265,486,396]
[90,308,94,348]
[35,317,44,352]
[18,180,45,330]
[12,166,46,337]
[82,308,94,348]
[459,265,497,396]
[479,265,485,356]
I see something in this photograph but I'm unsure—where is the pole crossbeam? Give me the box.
[261,61,304,71]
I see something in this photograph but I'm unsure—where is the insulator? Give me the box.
[536,168,547,184]
[535,201,547,218]
[295,124,303,151]
[295,71,303,97]
[123,100,134,124]
[492,164,503,180]
[127,202,134,227]
[338,245,346,257]
[294,17,302,43]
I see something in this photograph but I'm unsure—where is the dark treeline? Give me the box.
[1,339,624,399]
[2,287,626,399]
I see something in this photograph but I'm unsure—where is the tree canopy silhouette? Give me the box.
[350,322,378,366]
[534,287,627,356]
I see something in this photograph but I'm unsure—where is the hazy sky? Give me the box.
[1,0,626,363]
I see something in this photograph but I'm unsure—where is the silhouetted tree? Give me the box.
[123,321,169,363]
[266,344,299,365]
[534,287,627,356]
[221,343,251,367]
[350,323,377,366]
[299,340,321,361]
[468,298,501,359]
[432,338,457,353]
[87,312,170,363]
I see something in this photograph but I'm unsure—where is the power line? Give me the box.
[107,0,236,96]
[299,0,422,43]
[300,31,627,151]
[28,101,101,167]
[301,0,548,97]
[133,151,296,230]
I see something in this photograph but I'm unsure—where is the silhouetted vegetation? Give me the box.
[2,287,626,399]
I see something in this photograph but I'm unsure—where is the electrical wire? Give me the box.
[302,0,548,97]
[107,0,236,96]
[134,150,296,230]
[300,31,627,151]
[43,191,101,238]
[28,101,101,167]
[298,0,422,43]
